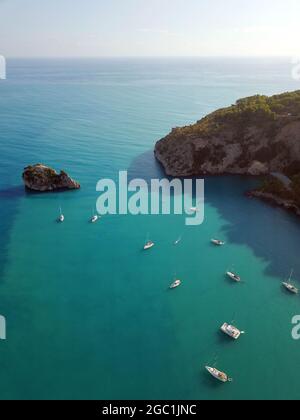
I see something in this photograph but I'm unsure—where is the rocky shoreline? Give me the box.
[247,190,300,217]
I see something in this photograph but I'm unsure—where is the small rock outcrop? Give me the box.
[22,164,80,192]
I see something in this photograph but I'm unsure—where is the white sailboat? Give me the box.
[144,241,154,250]
[226,271,241,283]
[283,270,298,294]
[58,207,64,223]
[211,239,225,246]
[170,280,181,289]
[144,234,154,250]
[205,366,232,383]
[170,274,182,289]
[90,208,99,223]
[174,236,182,245]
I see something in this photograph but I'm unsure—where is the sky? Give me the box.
[0,0,300,57]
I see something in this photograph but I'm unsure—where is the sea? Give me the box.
[0,57,300,400]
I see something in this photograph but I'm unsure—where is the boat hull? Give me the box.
[221,323,241,340]
[211,239,225,246]
[144,243,154,250]
[205,366,229,383]
[170,280,181,289]
[226,272,241,282]
[282,283,298,294]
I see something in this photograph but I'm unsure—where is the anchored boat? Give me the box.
[170,279,181,289]
[90,208,99,223]
[226,271,241,282]
[144,241,155,250]
[221,323,244,340]
[205,366,232,383]
[283,270,298,294]
[143,233,155,251]
[211,239,225,246]
[58,207,64,223]
[91,214,99,223]
[174,236,182,245]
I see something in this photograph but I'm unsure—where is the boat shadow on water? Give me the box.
[199,175,300,284]
[215,331,239,347]
[204,175,300,282]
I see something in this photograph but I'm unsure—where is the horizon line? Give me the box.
[3,55,295,60]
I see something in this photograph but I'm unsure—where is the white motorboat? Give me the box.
[221,323,243,340]
[226,271,241,282]
[211,239,225,246]
[205,366,232,383]
[170,279,181,289]
[283,270,298,294]
[190,207,198,213]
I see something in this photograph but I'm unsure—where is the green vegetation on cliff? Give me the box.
[155,90,300,179]
[174,90,300,138]
[257,174,300,208]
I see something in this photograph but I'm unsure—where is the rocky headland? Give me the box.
[155,90,300,216]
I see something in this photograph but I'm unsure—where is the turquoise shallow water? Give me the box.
[1,58,300,400]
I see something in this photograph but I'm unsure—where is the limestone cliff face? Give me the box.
[22,164,80,192]
[155,91,300,178]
